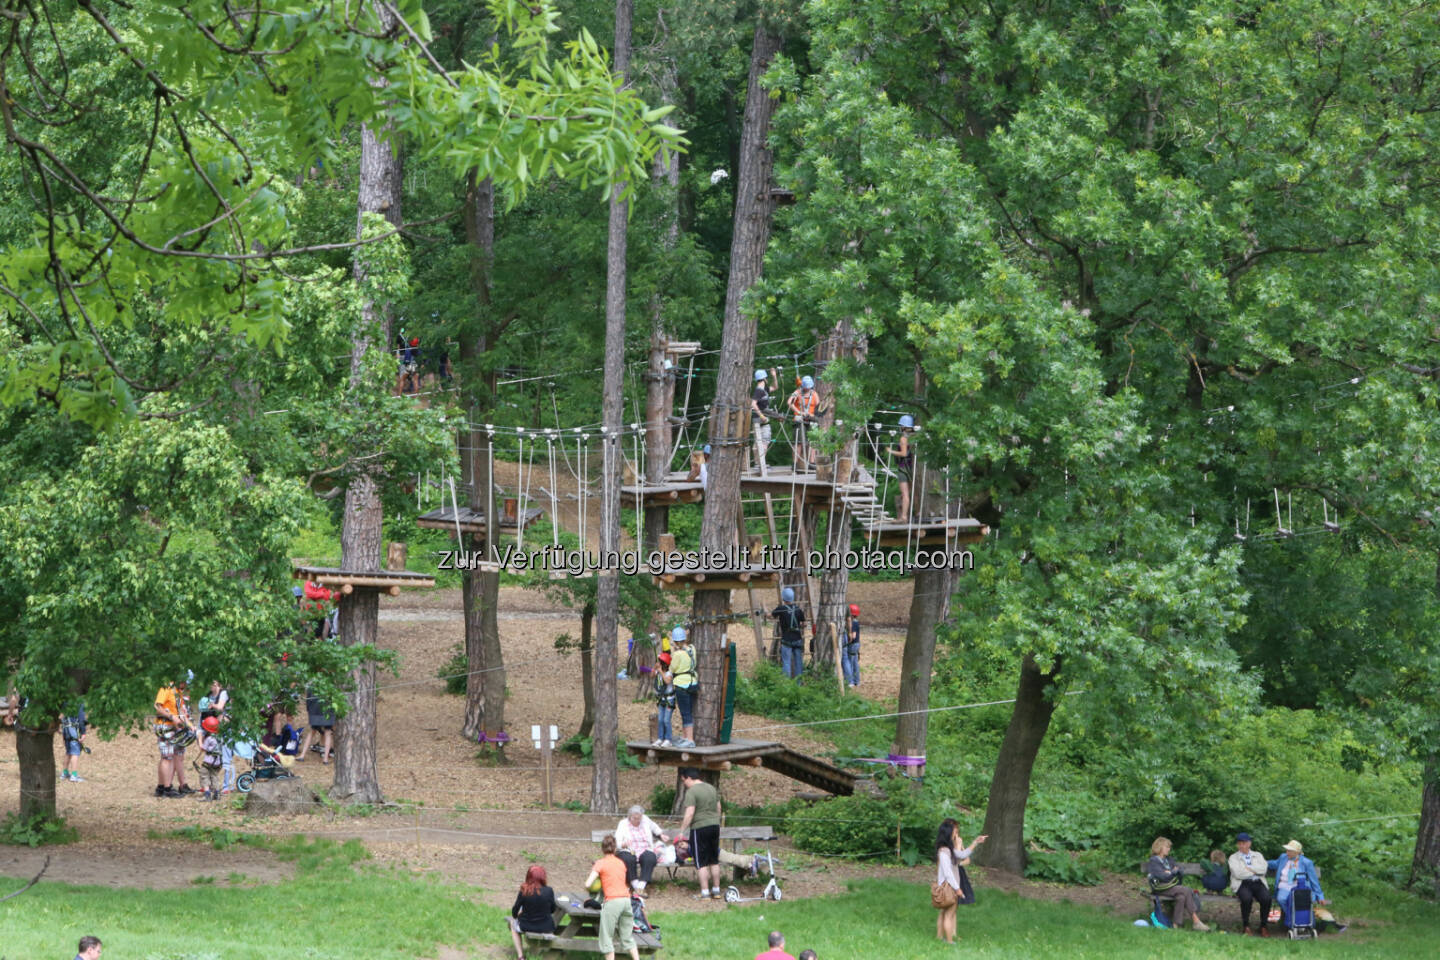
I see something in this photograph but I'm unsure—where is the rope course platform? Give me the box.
[650,566,785,592]
[415,505,545,535]
[625,738,855,796]
[860,517,989,547]
[292,564,435,596]
[620,470,704,509]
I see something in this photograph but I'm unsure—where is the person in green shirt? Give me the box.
[678,767,723,899]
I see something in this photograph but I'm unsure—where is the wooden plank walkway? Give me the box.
[415,505,545,534]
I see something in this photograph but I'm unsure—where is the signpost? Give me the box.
[532,724,559,807]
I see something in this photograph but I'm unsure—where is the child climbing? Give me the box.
[888,415,916,521]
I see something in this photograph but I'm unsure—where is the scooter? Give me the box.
[724,850,782,903]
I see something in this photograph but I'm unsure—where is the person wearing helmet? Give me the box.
[60,700,87,783]
[843,603,862,688]
[787,376,822,472]
[400,336,422,394]
[888,415,916,521]
[653,652,677,748]
[770,586,807,680]
[664,626,698,747]
[153,679,196,798]
[751,368,778,470]
[198,716,224,801]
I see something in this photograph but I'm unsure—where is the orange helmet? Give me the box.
[849,604,860,617]
[201,716,220,734]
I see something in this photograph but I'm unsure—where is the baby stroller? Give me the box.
[1284,877,1319,940]
[234,742,295,793]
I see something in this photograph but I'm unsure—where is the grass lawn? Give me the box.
[4,856,1439,960]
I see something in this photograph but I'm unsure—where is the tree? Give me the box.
[591,0,637,814]
[691,17,784,745]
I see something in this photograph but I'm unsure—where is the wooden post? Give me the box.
[386,541,408,570]
[542,737,553,808]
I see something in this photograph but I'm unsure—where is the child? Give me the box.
[843,603,861,689]
[60,702,87,782]
[653,652,676,747]
[887,415,916,521]
[198,717,224,801]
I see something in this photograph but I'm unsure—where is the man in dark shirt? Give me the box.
[76,935,103,960]
[771,587,806,680]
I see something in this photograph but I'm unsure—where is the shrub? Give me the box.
[438,643,467,695]
[0,811,78,847]
[1023,849,1104,886]
[785,775,974,865]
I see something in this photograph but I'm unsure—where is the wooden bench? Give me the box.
[522,893,662,960]
[1140,862,1322,923]
[590,825,777,882]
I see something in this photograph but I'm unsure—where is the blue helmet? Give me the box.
[702,444,711,455]
[670,626,687,644]
[754,368,768,382]
[899,414,915,429]
[782,587,795,603]
[801,375,815,390]
[292,585,304,598]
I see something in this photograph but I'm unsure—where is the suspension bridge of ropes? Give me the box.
[297,336,989,796]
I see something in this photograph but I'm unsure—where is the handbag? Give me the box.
[931,881,958,909]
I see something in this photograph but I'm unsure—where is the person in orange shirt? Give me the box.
[154,679,195,798]
[585,835,640,960]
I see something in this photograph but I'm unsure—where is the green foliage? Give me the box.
[565,734,644,770]
[648,782,677,815]
[438,643,469,696]
[783,774,969,865]
[1023,850,1104,887]
[0,811,78,847]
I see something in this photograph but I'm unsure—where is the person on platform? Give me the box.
[665,627,697,748]
[752,368,777,470]
[888,415,916,522]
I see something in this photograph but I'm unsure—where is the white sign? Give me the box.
[531,724,560,749]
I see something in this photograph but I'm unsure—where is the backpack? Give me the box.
[631,896,658,938]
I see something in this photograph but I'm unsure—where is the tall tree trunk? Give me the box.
[333,0,401,805]
[460,171,506,746]
[591,0,632,815]
[890,474,959,772]
[579,600,597,740]
[813,320,865,680]
[692,21,783,744]
[1413,550,1440,890]
[16,724,57,821]
[643,37,680,556]
[1412,762,1440,893]
[974,654,1063,874]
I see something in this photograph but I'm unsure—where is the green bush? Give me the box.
[1023,849,1104,886]
[438,642,467,695]
[784,775,974,865]
[649,782,677,815]
[0,811,78,847]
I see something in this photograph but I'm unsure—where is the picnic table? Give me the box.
[522,892,662,960]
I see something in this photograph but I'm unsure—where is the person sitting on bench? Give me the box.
[1228,832,1273,937]
[1268,840,1326,930]
[508,865,556,960]
[1146,836,1209,931]
[614,804,668,897]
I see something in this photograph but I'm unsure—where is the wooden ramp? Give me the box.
[416,505,544,534]
[625,738,855,796]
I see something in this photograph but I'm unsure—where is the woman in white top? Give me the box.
[614,805,668,895]
[935,818,986,943]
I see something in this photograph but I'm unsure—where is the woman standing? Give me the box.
[1147,836,1209,931]
[935,819,986,944]
[507,865,556,960]
[585,836,640,960]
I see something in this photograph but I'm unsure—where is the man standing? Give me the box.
[751,368,776,471]
[677,768,723,900]
[154,678,195,797]
[754,931,794,960]
[771,588,806,680]
[75,935,103,960]
[1228,832,1272,936]
[787,375,820,469]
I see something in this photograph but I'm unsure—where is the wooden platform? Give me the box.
[625,738,855,796]
[620,471,705,509]
[292,565,435,595]
[741,465,855,502]
[860,517,989,547]
[650,566,783,592]
[415,505,544,535]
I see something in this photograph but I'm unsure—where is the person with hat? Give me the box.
[652,649,676,747]
[664,626,697,748]
[1228,832,1272,936]
[751,368,777,470]
[887,415,916,522]
[843,603,861,689]
[771,587,806,680]
[787,375,821,469]
[197,716,225,801]
[1268,840,1325,930]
